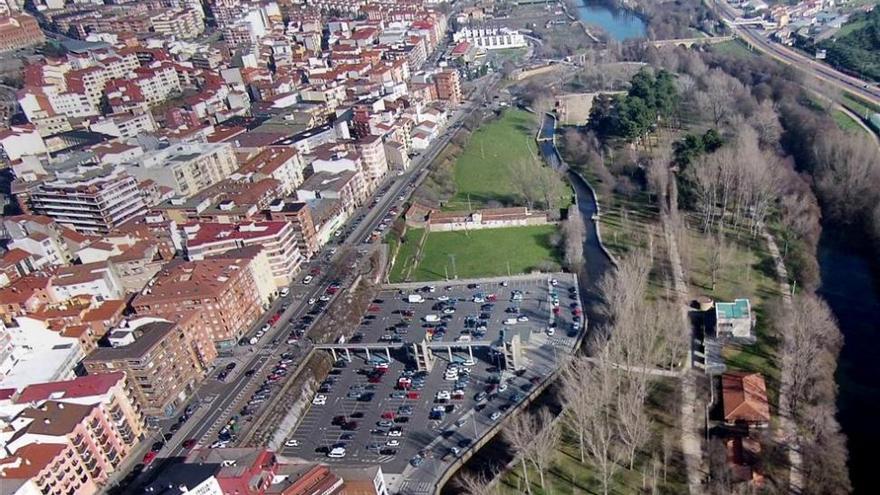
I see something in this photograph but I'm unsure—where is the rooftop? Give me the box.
[716,299,751,320]
[14,372,125,404]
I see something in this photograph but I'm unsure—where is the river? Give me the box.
[818,228,880,494]
[575,0,647,41]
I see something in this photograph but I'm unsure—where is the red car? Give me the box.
[143,452,158,465]
[368,305,381,313]
[368,375,382,383]
[309,267,321,276]
[572,307,583,316]
[382,411,396,420]
[486,294,497,302]
[406,391,421,400]
[182,439,197,450]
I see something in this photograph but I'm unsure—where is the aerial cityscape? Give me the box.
[0,0,877,493]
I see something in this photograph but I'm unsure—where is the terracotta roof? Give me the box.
[722,372,771,423]
[0,276,51,306]
[0,443,65,480]
[17,401,94,437]
[15,372,125,404]
[1,249,32,266]
[81,300,125,322]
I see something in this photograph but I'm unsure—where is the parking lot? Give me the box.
[281,274,584,488]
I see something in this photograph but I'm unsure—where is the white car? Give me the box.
[319,294,331,302]
[387,429,403,437]
[303,275,313,285]
[498,383,508,392]
[436,390,451,401]
[436,295,450,302]
[546,327,556,336]
[261,323,271,333]
[308,298,317,305]
[312,394,327,405]
[472,296,485,303]
[280,287,290,297]
[490,411,502,421]
[550,279,558,286]
[386,439,401,447]
[328,447,346,458]
[285,439,299,447]
[517,315,529,322]
[462,358,476,366]
[444,373,459,381]
[210,440,230,449]
[501,280,509,287]
[442,308,455,314]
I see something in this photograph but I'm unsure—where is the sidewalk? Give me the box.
[761,226,804,494]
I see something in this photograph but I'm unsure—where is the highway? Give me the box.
[710,0,880,108]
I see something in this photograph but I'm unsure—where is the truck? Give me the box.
[407,294,425,303]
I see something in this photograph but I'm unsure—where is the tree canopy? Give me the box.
[588,69,679,142]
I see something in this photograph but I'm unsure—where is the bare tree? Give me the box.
[456,469,498,495]
[582,347,625,495]
[813,129,880,222]
[708,234,728,292]
[616,374,651,469]
[747,99,782,149]
[647,143,671,212]
[560,356,597,463]
[508,157,543,210]
[530,408,560,490]
[562,207,586,270]
[504,411,536,494]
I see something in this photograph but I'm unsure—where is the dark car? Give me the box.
[225,362,237,370]
[169,423,181,433]
[357,393,374,402]
[350,412,365,419]
[332,415,346,425]
[458,438,473,448]
[151,441,164,452]
[341,421,359,431]
[244,369,257,376]
[380,448,398,456]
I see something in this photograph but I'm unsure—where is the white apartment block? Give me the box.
[452,27,527,50]
[151,8,205,39]
[89,112,157,138]
[28,167,146,234]
[123,142,238,197]
[134,64,182,106]
[0,126,46,162]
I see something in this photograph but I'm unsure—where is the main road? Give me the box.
[709,0,880,108]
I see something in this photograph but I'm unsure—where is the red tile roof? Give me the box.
[14,372,125,404]
[722,372,771,424]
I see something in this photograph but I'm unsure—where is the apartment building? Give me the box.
[123,142,238,198]
[265,200,320,259]
[0,14,44,53]
[0,125,46,162]
[434,69,462,105]
[181,221,302,288]
[82,314,217,417]
[51,261,125,302]
[131,258,263,349]
[88,112,157,138]
[150,8,205,40]
[25,167,146,235]
[132,64,182,106]
[355,134,389,188]
[2,398,140,492]
[452,27,527,50]
[237,147,306,195]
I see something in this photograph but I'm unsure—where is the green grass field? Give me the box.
[445,109,571,211]
[711,39,757,59]
[832,109,865,133]
[388,225,561,282]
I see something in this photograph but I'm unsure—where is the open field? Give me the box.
[832,109,865,133]
[711,38,757,58]
[445,109,571,211]
[388,225,562,282]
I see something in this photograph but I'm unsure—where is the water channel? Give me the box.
[575,0,647,41]
[817,229,880,494]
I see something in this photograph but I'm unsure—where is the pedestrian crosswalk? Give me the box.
[398,481,435,494]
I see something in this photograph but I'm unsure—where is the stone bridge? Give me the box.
[651,35,735,48]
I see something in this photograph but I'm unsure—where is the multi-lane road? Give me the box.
[710,0,880,108]
[110,70,504,492]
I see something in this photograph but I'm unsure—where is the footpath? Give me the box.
[660,213,704,494]
[761,227,804,494]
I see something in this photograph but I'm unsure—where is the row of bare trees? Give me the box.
[509,156,569,215]
[774,294,851,494]
[558,253,687,495]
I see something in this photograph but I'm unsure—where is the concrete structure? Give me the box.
[82,314,217,417]
[405,206,550,232]
[131,258,264,350]
[151,8,205,40]
[715,298,755,341]
[265,200,321,259]
[51,262,125,302]
[0,316,84,391]
[0,125,46,162]
[237,147,307,196]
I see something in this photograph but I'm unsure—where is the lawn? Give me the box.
[711,39,757,59]
[445,109,571,211]
[832,109,865,133]
[388,225,562,282]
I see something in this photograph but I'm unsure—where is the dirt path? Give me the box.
[661,214,704,494]
[761,227,804,494]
